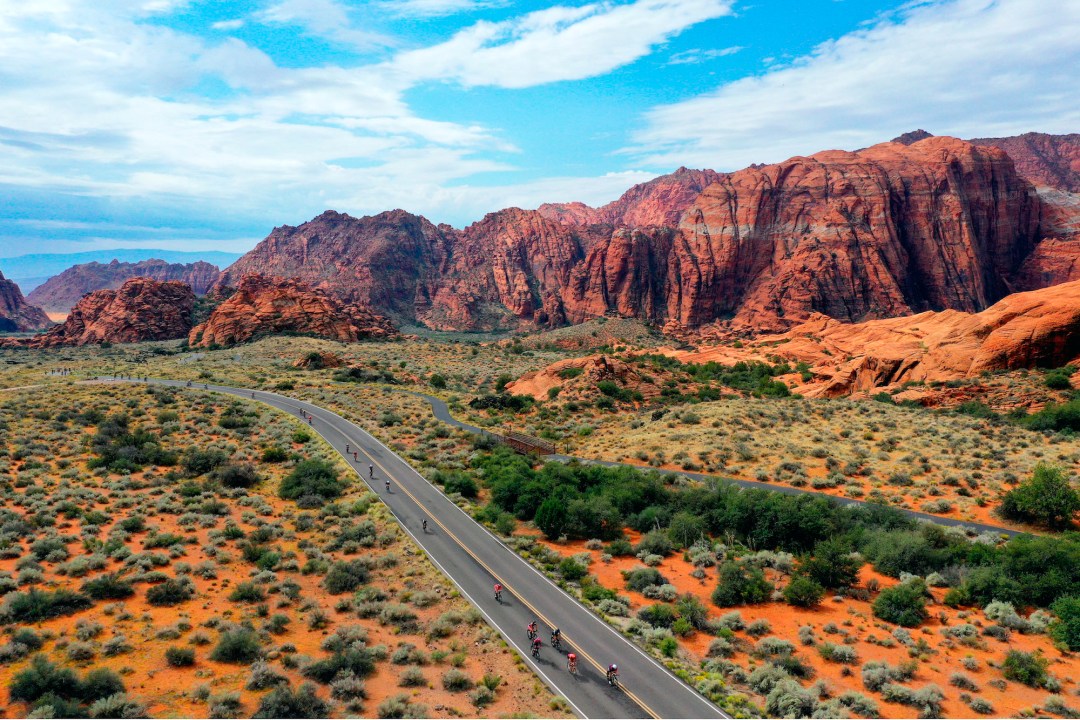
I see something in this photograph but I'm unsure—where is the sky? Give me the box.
[0,0,1077,257]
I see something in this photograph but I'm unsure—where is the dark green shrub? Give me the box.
[711,562,773,606]
[558,558,587,582]
[783,575,825,608]
[253,682,329,719]
[82,574,134,600]
[9,655,80,704]
[1050,596,1080,650]
[2,589,93,623]
[324,560,370,595]
[637,603,677,628]
[302,647,377,684]
[1001,650,1049,688]
[625,568,667,592]
[635,531,674,557]
[1000,464,1080,530]
[165,647,195,667]
[145,578,194,606]
[213,463,261,488]
[80,667,125,702]
[210,629,262,664]
[279,460,345,503]
[228,582,266,603]
[261,447,288,463]
[872,580,928,627]
[181,447,229,477]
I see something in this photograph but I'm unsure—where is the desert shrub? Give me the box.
[165,646,196,667]
[559,557,588,582]
[625,567,667,592]
[1001,649,1049,687]
[209,629,262,664]
[1,588,93,623]
[279,460,345,503]
[1000,464,1080,530]
[837,691,879,718]
[82,573,135,600]
[880,683,944,717]
[67,641,97,662]
[246,661,287,690]
[861,660,917,691]
[303,647,377,684]
[765,678,817,718]
[949,672,978,691]
[398,666,426,687]
[800,538,862,590]
[212,463,261,489]
[637,603,677,628]
[1046,371,1073,390]
[253,682,329,719]
[261,446,288,463]
[969,697,994,714]
[330,671,367,701]
[442,668,473,692]
[872,580,928,627]
[377,693,429,719]
[145,578,194,606]
[711,561,773,606]
[9,655,81,705]
[182,448,229,477]
[80,668,126,703]
[635,531,674,557]
[783,574,825,608]
[323,560,370,594]
[228,582,266,603]
[88,692,147,719]
[818,643,858,664]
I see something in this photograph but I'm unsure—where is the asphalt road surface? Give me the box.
[120,379,729,720]
[403,390,1023,538]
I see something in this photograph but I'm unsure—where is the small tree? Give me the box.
[1001,650,1049,688]
[800,538,862,590]
[783,574,825,608]
[1051,596,1080,651]
[1000,464,1080,529]
[535,498,568,539]
[711,561,773,607]
[279,459,345,503]
[667,512,706,548]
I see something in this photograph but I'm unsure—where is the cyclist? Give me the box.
[550,628,561,650]
[566,653,577,674]
[422,519,428,532]
[606,664,619,686]
[369,464,374,478]
[531,636,541,657]
[527,621,537,640]
[346,443,350,454]
[494,583,502,601]
[353,452,358,461]
[385,479,391,492]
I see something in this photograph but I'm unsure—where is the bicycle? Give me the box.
[550,634,561,651]
[494,588,502,602]
[527,628,537,641]
[385,480,391,492]
[607,672,620,689]
[566,655,577,675]
[531,642,541,658]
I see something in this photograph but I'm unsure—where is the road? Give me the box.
[122,379,729,720]
[403,390,1024,538]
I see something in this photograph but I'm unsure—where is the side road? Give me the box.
[402,390,1025,538]
[114,379,731,720]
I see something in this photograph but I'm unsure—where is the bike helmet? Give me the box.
[611,664,618,671]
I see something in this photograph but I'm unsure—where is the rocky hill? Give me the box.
[190,274,397,347]
[969,132,1080,193]
[223,135,1070,333]
[11,278,195,347]
[0,271,51,332]
[27,259,221,314]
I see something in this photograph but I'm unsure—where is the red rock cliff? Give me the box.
[16,278,194,347]
[0,271,52,332]
[190,274,396,347]
[27,259,221,314]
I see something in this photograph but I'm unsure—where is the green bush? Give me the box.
[324,560,371,595]
[1050,596,1080,650]
[1,589,93,623]
[145,578,194,606]
[302,647,377,684]
[711,562,773,606]
[279,460,345,503]
[213,462,261,488]
[783,575,825,608]
[81,574,134,600]
[429,374,447,389]
[625,567,667,592]
[165,646,196,667]
[228,582,266,603]
[872,580,928,627]
[9,655,81,704]
[637,603,677,628]
[181,447,229,477]
[800,538,862,590]
[261,446,288,463]
[210,629,262,664]
[1000,464,1080,530]
[1001,650,1049,688]
[1045,371,1073,390]
[558,558,587,582]
[253,682,329,719]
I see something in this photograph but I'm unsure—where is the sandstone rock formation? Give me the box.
[969,132,1080,193]
[27,259,221,315]
[12,278,194,347]
[294,352,344,369]
[190,274,396,347]
[221,135,1073,333]
[507,354,661,402]
[0,271,52,332]
[751,280,1080,397]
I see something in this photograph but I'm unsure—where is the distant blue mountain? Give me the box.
[0,249,242,292]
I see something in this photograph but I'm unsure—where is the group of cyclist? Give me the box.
[512,607,618,685]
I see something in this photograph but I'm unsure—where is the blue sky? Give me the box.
[0,0,1077,258]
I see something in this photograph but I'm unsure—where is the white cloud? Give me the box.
[391,0,734,88]
[258,0,394,50]
[378,0,508,17]
[666,45,741,65]
[211,19,245,30]
[631,0,1080,170]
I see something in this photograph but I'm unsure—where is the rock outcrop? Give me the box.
[0,271,52,332]
[221,136,1068,332]
[970,132,1080,193]
[27,259,221,315]
[190,274,396,347]
[507,354,662,402]
[12,278,194,347]
[758,280,1080,397]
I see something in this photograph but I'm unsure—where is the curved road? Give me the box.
[121,379,728,720]
[402,390,1024,538]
